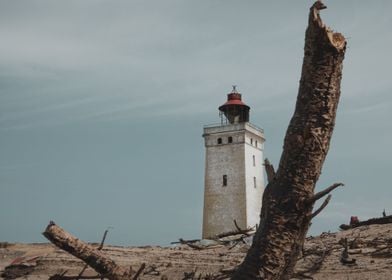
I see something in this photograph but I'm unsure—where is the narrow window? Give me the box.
[255,140,258,147]
[253,155,256,166]
[223,175,227,186]
[228,136,233,143]
[253,176,257,188]
[250,138,253,145]
[217,138,222,144]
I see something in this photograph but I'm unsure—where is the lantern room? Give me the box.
[218,86,250,124]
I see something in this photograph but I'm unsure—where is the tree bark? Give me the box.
[43,222,131,280]
[264,159,276,184]
[231,1,346,279]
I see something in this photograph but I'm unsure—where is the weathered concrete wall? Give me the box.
[244,131,265,229]
[202,123,265,238]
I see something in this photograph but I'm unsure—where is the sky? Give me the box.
[0,0,391,246]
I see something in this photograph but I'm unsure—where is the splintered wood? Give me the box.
[232,1,347,279]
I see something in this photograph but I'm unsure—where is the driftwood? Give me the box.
[1,263,36,280]
[178,239,223,250]
[176,220,254,250]
[72,228,110,280]
[231,1,346,279]
[340,215,392,230]
[43,221,141,280]
[181,268,233,280]
[215,227,254,240]
[292,248,330,280]
[49,274,102,280]
[340,238,356,265]
[171,239,201,245]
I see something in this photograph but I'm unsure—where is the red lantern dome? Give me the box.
[218,86,250,124]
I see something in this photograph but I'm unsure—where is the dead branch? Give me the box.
[132,264,145,280]
[302,249,329,275]
[143,265,160,276]
[43,221,131,280]
[171,239,200,245]
[340,238,356,265]
[49,274,102,280]
[76,228,110,280]
[233,220,242,232]
[76,264,90,280]
[98,229,109,250]
[214,227,254,239]
[178,239,223,250]
[309,183,344,203]
[311,195,331,219]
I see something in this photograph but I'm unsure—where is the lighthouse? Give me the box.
[202,86,265,238]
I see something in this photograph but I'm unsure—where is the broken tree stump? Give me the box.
[231,1,346,279]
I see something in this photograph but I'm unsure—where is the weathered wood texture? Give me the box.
[43,222,130,280]
[264,159,276,184]
[231,1,346,279]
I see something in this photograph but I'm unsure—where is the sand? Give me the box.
[1,223,391,279]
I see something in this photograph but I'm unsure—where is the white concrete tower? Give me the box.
[202,86,265,239]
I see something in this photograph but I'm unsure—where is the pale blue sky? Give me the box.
[0,0,391,245]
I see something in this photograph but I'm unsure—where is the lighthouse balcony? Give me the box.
[203,122,264,135]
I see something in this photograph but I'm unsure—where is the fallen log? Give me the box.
[340,215,392,230]
[43,221,132,280]
[215,227,254,239]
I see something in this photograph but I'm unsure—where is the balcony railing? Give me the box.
[203,122,264,133]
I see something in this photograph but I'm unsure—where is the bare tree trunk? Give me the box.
[231,1,346,279]
[43,222,131,280]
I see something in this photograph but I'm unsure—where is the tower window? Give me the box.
[228,136,233,143]
[250,138,253,145]
[223,175,227,186]
[253,155,256,166]
[255,140,258,147]
[253,176,257,188]
[217,138,222,144]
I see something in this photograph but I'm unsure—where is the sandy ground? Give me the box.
[1,224,391,279]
